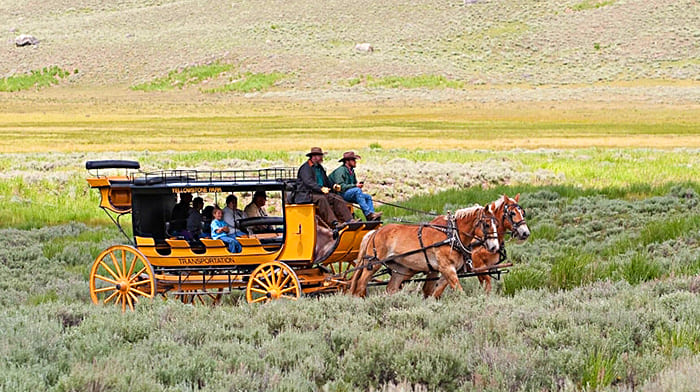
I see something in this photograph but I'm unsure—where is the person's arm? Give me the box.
[298,163,323,193]
[331,167,355,193]
[223,208,236,228]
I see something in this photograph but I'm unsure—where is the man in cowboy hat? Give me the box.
[293,147,354,227]
[329,151,382,221]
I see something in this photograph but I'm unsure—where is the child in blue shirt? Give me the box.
[211,207,242,253]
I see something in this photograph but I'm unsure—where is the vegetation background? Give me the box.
[1,0,700,391]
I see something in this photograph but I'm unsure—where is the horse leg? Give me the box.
[478,275,492,294]
[432,276,449,299]
[386,271,412,295]
[433,266,462,298]
[422,271,439,298]
[351,265,379,298]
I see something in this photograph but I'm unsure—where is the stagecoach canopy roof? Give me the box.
[127,168,298,194]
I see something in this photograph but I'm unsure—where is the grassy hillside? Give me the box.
[2,0,698,88]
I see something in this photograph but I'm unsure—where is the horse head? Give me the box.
[498,193,530,241]
[454,204,500,254]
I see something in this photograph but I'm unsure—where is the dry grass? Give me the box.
[1,89,698,152]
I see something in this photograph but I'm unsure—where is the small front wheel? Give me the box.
[89,245,155,311]
[246,261,301,304]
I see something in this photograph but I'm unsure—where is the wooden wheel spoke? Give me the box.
[102,290,119,304]
[128,291,139,303]
[253,277,269,289]
[250,287,268,294]
[251,296,269,303]
[98,260,119,280]
[280,286,298,294]
[262,268,274,287]
[279,274,292,289]
[93,286,115,294]
[130,279,152,287]
[121,294,126,312]
[126,254,137,279]
[94,274,119,286]
[125,291,134,311]
[103,290,120,304]
[109,252,123,278]
[275,267,284,286]
[121,251,127,280]
[130,287,152,298]
[129,266,147,282]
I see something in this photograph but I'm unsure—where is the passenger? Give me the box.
[291,147,355,228]
[170,192,192,236]
[244,190,272,232]
[210,207,242,253]
[223,194,247,234]
[329,151,382,221]
[201,205,215,237]
[187,197,205,239]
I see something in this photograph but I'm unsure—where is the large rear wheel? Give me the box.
[246,261,301,304]
[89,245,155,311]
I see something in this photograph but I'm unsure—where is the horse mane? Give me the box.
[494,195,505,208]
[454,204,482,220]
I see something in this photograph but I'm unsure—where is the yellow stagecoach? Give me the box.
[86,160,379,310]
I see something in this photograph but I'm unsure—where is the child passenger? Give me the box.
[211,207,242,253]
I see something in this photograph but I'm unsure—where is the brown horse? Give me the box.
[422,194,530,295]
[348,204,500,298]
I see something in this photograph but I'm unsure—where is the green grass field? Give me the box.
[1,96,700,391]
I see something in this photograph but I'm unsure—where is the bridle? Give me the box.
[502,201,527,237]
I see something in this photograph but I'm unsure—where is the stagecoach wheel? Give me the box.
[246,261,301,304]
[175,289,224,306]
[325,260,356,290]
[89,245,155,312]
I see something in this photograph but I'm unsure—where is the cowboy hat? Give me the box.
[338,151,362,162]
[306,147,327,157]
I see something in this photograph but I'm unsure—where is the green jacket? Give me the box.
[329,165,357,194]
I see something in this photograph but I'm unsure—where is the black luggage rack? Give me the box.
[133,167,298,186]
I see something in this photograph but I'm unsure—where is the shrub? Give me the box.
[131,62,234,91]
[0,66,71,92]
[204,72,286,93]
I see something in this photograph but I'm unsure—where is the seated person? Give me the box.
[210,207,242,253]
[329,151,382,221]
[223,194,247,234]
[244,190,274,233]
[201,205,215,237]
[186,197,205,239]
[291,147,354,228]
[170,192,192,237]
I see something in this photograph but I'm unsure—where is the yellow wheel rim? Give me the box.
[246,261,301,304]
[89,245,155,312]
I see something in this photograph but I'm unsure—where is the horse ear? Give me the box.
[490,202,497,213]
[503,193,509,200]
[515,193,520,202]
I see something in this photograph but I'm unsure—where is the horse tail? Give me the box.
[349,229,377,295]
